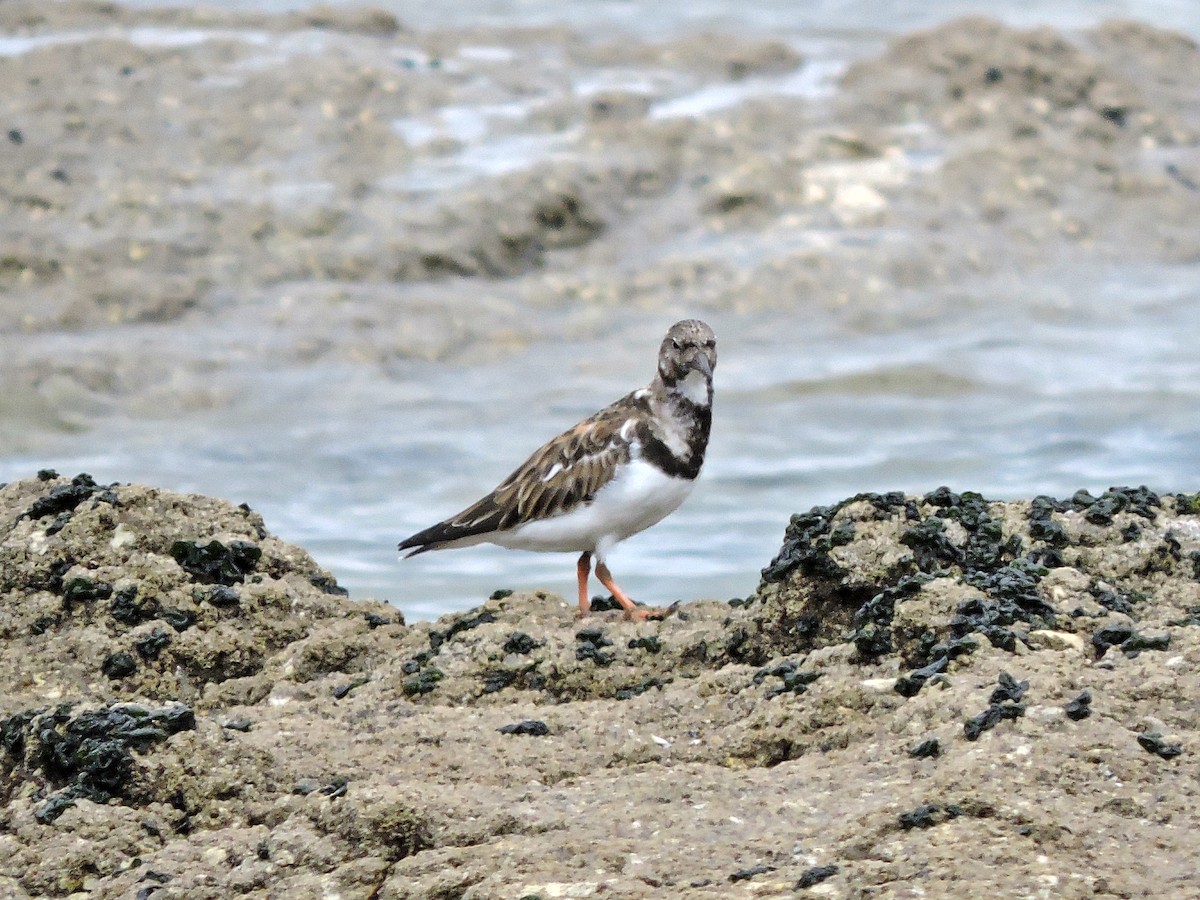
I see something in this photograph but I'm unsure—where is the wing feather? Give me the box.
[398,394,643,554]
[478,404,632,527]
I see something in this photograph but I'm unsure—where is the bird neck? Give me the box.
[638,373,713,479]
[652,371,712,411]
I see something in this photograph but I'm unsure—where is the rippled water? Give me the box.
[118,0,1200,38]
[7,262,1199,620]
[3,1,1200,620]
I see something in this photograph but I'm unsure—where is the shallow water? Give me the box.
[119,0,1200,38]
[7,262,1199,620]
[3,1,1200,620]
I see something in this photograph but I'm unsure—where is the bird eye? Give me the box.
[671,339,681,350]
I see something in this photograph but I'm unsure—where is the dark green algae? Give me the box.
[169,538,262,586]
[747,483,1200,757]
[756,484,1191,670]
[759,488,1046,664]
[5,470,364,711]
[0,702,196,824]
[964,671,1028,741]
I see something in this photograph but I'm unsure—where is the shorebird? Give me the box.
[398,319,717,619]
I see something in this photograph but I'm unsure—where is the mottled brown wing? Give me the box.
[398,397,638,555]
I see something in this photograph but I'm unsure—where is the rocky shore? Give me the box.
[4,4,1200,897]
[2,471,1198,898]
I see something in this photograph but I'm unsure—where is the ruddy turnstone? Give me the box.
[398,319,717,619]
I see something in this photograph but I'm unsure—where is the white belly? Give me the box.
[489,458,695,559]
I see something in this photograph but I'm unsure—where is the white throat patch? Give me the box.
[678,369,711,406]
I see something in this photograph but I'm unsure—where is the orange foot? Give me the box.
[575,557,681,621]
[623,601,681,622]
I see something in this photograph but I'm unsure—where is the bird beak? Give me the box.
[689,353,713,379]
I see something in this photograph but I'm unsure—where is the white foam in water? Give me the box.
[392,102,529,148]
[0,27,275,57]
[456,45,517,63]
[382,129,582,192]
[650,56,847,120]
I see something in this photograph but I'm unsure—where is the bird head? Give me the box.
[657,320,717,399]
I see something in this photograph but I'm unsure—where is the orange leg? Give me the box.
[594,561,677,621]
[576,552,592,617]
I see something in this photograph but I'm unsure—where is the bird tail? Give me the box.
[397,528,449,557]
[397,541,438,558]
[399,491,508,557]
[398,515,499,557]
